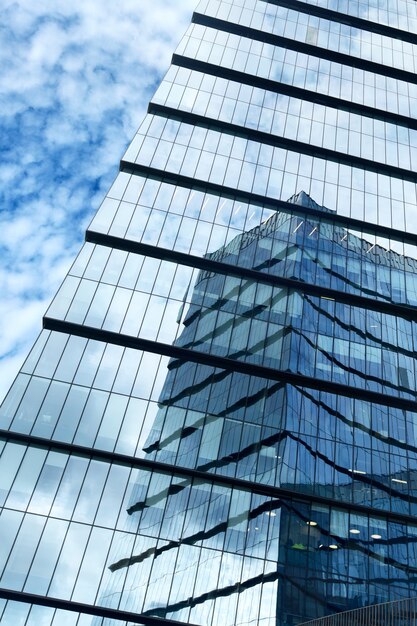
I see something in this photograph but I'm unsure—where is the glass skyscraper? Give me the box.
[2,0,417,624]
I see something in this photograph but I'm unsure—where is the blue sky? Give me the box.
[0,0,196,401]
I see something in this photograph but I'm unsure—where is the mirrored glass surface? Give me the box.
[2,0,417,623]
[1,445,417,624]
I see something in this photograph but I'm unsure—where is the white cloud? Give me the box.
[0,0,196,402]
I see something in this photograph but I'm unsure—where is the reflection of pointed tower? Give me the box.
[141,193,315,481]
[127,190,417,624]
[142,188,416,485]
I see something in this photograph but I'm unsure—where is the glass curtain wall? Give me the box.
[2,0,417,625]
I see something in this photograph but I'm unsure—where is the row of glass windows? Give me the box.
[126,114,417,233]
[17,331,166,403]
[96,168,277,233]
[68,240,417,353]
[70,247,196,306]
[69,236,417,310]
[0,601,137,626]
[4,369,417,509]
[159,65,416,150]
[153,65,417,171]
[0,444,280,550]
[196,0,417,34]
[45,255,417,397]
[0,373,162,456]
[91,194,252,259]
[91,172,417,263]
[68,234,417,310]
[3,330,417,510]
[1,443,417,623]
[5,330,415,449]
[216,226,417,306]
[176,23,417,118]
[196,0,417,73]
[0,453,280,622]
[142,404,417,515]
[156,366,414,452]
[289,0,417,29]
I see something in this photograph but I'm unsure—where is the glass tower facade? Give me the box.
[2,0,417,624]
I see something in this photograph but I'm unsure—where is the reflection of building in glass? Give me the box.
[129,190,417,623]
[145,190,417,481]
[2,0,417,625]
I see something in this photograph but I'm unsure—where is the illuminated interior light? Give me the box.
[322,296,335,301]
[366,243,376,254]
[349,529,361,534]
[307,521,318,526]
[392,478,408,484]
[371,534,382,540]
[266,511,277,517]
[348,469,366,475]
[308,226,318,236]
[341,234,348,241]
[329,544,338,550]
[293,220,303,233]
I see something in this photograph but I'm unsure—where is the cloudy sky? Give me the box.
[0,0,196,402]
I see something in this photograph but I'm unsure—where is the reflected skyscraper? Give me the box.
[2,0,417,625]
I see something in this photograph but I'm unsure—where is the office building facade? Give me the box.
[2,0,417,624]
